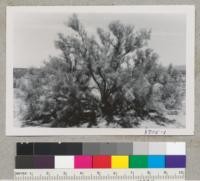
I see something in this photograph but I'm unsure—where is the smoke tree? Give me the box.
[22,14,183,127]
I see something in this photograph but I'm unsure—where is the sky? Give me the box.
[10,10,186,68]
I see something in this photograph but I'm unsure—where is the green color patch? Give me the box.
[129,155,148,168]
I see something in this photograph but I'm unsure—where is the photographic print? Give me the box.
[6,6,194,135]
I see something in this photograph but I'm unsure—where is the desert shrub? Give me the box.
[21,14,185,127]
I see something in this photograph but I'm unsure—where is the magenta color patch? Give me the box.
[74,156,92,168]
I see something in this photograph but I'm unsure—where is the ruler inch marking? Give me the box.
[14,168,185,181]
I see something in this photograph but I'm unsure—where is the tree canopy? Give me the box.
[19,14,184,127]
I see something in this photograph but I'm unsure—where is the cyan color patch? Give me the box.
[148,155,165,168]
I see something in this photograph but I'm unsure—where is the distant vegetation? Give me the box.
[13,68,28,79]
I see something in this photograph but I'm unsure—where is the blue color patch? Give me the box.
[148,155,165,168]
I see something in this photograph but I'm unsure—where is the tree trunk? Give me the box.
[101,94,114,123]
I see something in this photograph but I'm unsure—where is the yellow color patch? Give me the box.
[111,156,129,168]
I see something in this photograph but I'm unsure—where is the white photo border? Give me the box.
[6,5,195,136]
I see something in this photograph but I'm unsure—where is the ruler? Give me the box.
[14,168,185,181]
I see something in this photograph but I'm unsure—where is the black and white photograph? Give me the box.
[6,6,194,135]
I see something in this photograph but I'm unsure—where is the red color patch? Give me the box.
[92,155,111,168]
